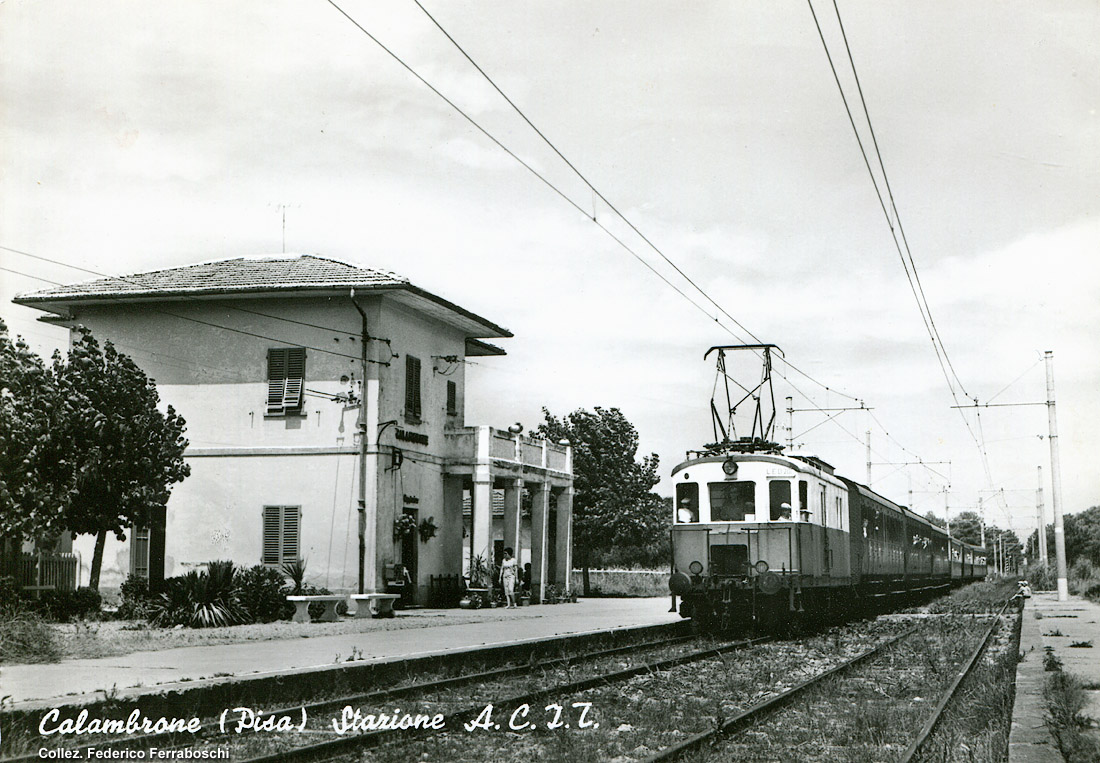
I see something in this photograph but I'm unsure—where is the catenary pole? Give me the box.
[1037,465,1047,564]
[979,495,985,547]
[1045,351,1069,601]
[866,430,871,485]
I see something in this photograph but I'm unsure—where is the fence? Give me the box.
[3,552,79,593]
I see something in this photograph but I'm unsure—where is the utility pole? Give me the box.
[979,495,986,548]
[943,487,950,535]
[1045,350,1069,601]
[866,430,872,485]
[786,396,793,450]
[1036,465,1047,565]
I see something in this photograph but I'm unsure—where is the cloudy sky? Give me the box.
[2,1,1097,541]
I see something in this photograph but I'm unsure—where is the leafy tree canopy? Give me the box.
[51,328,191,589]
[0,319,71,544]
[533,407,665,575]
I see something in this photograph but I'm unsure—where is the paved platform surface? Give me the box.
[0,597,680,710]
[1010,591,1100,762]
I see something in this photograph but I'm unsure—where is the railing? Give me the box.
[3,552,79,592]
[445,426,571,474]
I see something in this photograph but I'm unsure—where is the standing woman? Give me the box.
[500,547,518,609]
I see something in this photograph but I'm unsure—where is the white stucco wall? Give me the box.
[64,292,478,590]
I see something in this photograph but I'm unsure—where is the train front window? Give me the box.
[769,480,792,520]
[676,482,699,523]
[709,481,754,521]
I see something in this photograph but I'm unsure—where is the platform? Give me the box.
[0,597,681,710]
[1009,590,1100,762]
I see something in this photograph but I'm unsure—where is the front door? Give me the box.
[401,508,418,605]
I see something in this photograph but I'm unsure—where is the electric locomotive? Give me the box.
[668,345,989,631]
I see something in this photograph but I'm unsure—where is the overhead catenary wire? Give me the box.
[323,0,961,481]
[806,0,1027,522]
[0,258,386,366]
[408,0,866,407]
[1,244,391,346]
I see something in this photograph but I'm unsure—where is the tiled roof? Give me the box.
[15,255,409,301]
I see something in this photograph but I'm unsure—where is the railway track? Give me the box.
[226,634,767,763]
[644,599,1016,762]
[0,628,711,763]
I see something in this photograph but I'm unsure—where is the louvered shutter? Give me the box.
[446,380,457,415]
[262,506,282,564]
[281,506,300,562]
[405,355,421,419]
[267,349,288,413]
[283,348,305,412]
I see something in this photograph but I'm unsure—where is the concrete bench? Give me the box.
[286,594,345,623]
[349,593,401,619]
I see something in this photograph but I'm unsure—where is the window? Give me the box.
[769,480,792,520]
[267,348,305,415]
[405,355,422,420]
[446,380,457,416]
[799,480,808,518]
[709,481,755,521]
[676,482,699,523]
[262,506,300,566]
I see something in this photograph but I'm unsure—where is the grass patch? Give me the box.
[1044,669,1100,762]
[571,569,668,598]
[0,605,61,664]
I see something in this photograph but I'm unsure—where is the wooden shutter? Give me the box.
[446,380,457,415]
[405,355,421,419]
[267,349,288,413]
[262,506,282,564]
[282,506,300,562]
[130,527,150,578]
[283,348,305,412]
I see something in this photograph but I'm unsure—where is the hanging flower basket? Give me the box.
[418,516,438,543]
[393,514,418,540]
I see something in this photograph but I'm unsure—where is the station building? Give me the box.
[14,254,574,602]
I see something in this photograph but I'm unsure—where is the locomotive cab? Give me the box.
[669,449,850,629]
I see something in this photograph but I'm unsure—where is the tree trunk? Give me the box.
[579,547,591,596]
[89,529,107,591]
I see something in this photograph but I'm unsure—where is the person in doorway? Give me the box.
[500,547,519,608]
[522,563,532,595]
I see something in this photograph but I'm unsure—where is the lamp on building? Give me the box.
[507,423,523,434]
[558,439,570,446]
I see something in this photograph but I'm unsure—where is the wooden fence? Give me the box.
[3,552,79,592]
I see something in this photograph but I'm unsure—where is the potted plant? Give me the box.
[462,554,492,608]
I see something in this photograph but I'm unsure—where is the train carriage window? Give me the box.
[798,481,808,514]
[676,482,699,523]
[709,481,755,521]
[769,480,792,520]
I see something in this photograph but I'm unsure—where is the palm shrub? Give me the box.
[151,561,246,628]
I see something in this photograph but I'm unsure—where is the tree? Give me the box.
[923,511,947,530]
[533,407,664,593]
[53,328,190,590]
[1025,505,1100,569]
[0,319,71,551]
[949,511,983,546]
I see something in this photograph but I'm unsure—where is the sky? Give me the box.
[2,1,1098,543]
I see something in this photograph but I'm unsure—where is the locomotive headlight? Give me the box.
[722,458,738,476]
[754,560,770,574]
[688,560,704,575]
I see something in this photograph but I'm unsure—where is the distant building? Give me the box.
[15,255,573,602]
